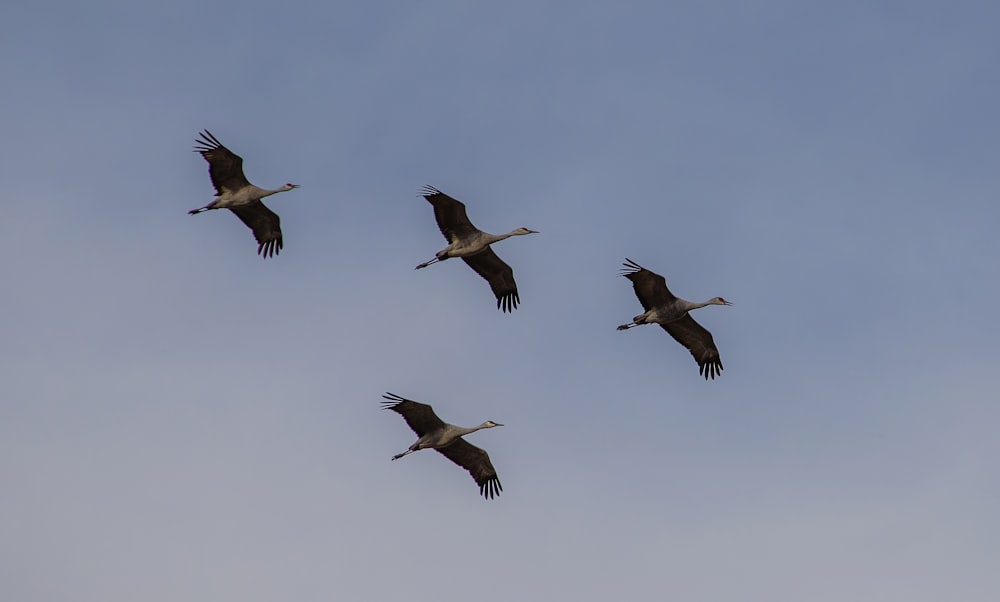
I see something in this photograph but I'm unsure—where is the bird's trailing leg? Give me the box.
[188,200,219,215]
[415,257,440,270]
[392,449,417,461]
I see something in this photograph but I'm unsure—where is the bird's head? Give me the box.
[713,297,733,306]
[484,420,504,428]
[514,227,539,236]
[284,183,301,191]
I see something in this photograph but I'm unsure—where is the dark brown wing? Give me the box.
[462,248,519,312]
[381,393,447,436]
[660,314,724,380]
[436,438,503,499]
[621,258,676,311]
[420,186,478,242]
[228,202,282,258]
[194,130,251,195]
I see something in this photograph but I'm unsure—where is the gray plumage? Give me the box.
[617,258,732,380]
[415,186,538,313]
[188,130,300,258]
[381,392,503,499]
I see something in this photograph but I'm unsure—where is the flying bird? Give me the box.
[189,130,300,258]
[617,258,732,380]
[415,186,538,312]
[381,392,503,499]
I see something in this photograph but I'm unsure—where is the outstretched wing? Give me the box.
[462,248,520,312]
[420,186,479,243]
[660,314,724,380]
[621,258,676,311]
[228,202,283,258]
[381,393,447,436]
[194,130,251,195]
[436,438,503,499]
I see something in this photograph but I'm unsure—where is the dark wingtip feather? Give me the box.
[381,393,421,414]
[699,359,724,380]
[480,478,503,500]
[419,185,443,198]
[200,130,221,145]
[497,291,520,313]
[256,238,283,259]
[194,130,222,152]
[620,257,644,276]
[381,392,407,405]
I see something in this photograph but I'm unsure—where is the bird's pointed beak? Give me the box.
[495,423,505,427]
[528,229,539,234]
[724,300,733,306]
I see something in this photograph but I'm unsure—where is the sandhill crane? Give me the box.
[414,186,538,312]
[188,130,300,258]
[381,392,503,499]
[617,258,732,380]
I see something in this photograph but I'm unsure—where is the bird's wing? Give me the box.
[420,186,478,242]
[194,130,251,195]
[462,248,520,313]
[381,393,447,436]
[436,438,503,499]
[621,258,676,311]
[228,202,283,258]
[660,314,724,380]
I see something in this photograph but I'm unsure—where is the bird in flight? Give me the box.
[415,186,538,312]
[382,392,503,499]
[617,258,732,379]
[189,130,300,258]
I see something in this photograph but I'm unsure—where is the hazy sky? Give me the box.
[2,1,998,600]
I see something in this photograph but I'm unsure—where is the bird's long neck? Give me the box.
[259,186,288,199]
[481,232,511,245]
[455,423,489,437]
[680,298,713,312]
[484,230,527,245]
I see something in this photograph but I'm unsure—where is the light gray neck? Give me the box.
[454,423,491,436]
[260,186,290,198]
[483,230,526,245]
[679,298,713,312]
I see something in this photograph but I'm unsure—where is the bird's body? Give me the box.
[381,392,503,499]
[625,296,711,327]
[196,183,282,210]
[189,130,300,258]
[415,186,538,312]
[429,230,519,260]
[617,258,731,380]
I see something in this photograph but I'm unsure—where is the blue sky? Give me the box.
[1,1,998,600]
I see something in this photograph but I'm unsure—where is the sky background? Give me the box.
[2,1,998,600]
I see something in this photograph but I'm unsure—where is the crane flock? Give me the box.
[188,130,733,499]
